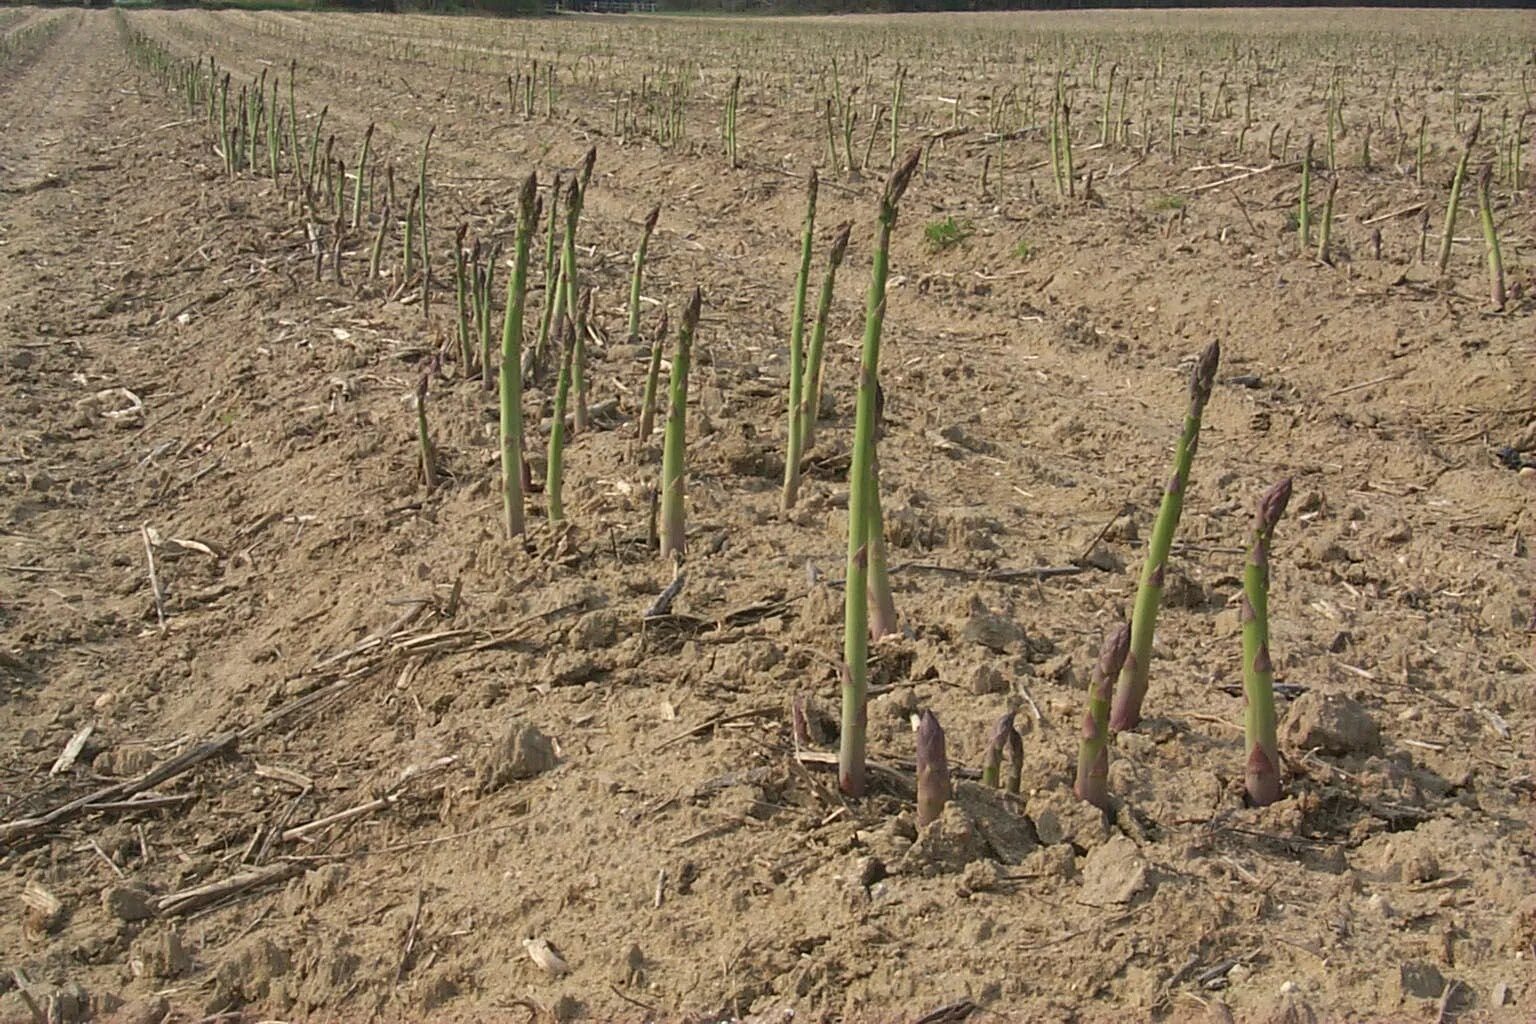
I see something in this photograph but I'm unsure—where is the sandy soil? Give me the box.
[1,8,1532,1023]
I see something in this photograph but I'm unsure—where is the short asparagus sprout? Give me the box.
[981,710,1024,795]
[659,289,704,561]
[499,172,537,541]
[1476,163,1505,310]
[914,710,952,828]
[1074,622,1133,810]
[782,169,819,512]
[1109,340,1220,733]
[1243,478,1293,808]
[840,147,921,798]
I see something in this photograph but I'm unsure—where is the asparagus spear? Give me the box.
[782,169,819,511]
[1243,478,1293,808]
[840,147,921,798]
[915,710,951,828]
[800,220,853,452]
[1074,622,1132,810]
[659,289,703,560]
[1109,340,1220,733]
[627,205,661,342]
[637,310,668,442]
[499,172,537,541]
[981,709,1023,794]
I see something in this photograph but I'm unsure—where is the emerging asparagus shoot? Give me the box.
[1243,478,1293,807]
[915,709,952,828]
[1074,622,1133,810]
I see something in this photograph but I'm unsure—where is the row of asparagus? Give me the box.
[125,24,1311,826]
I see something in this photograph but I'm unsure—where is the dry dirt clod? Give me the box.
[1283,691,1381,756]
[1076,834,1151,907]
[956,593,1028,654]
[478,724,559,793]
[899,802,988,876]
[102,885,155,923]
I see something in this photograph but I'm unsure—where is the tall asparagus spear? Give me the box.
[782,170,819,512]
[840,148,921,798]
[659,289,704,561]
[627,205,661,343]
[1243,478,1293,808]
[546,316,572,524]
[914,710,951,828]
[1436,116,1481,276]
[1074,622,1133,810]
[1109,340,1220,733]
[799,220,853,452]
[1476,164,1506,310]
[498,172,537,541]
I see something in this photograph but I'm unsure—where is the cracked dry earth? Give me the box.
[1,8,1534,1024]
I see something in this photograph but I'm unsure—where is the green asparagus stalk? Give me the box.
[368,200,389,281]
[1243,478,1293,808]
[572,286,591,433]
[800,220,852,452]
[1109,340,1220,733]
[479,243,498,390]
[840,148,921,798]
[866,439,897,641]
[453,224,472,369]
[415,372,437,494]
[559,179,584,363]
[350,123,373,230]
[403,184,418,282]
[915,710,951,828]
[500,172,537,541]
[1074,622,1132,810]
[782,169,819,512]
[659,289,704,561]
[638,311,668,442]
[627,205,661,342]
[1476,163,1505,311]
[547,315,572,524]
[1298,136,1313,251]
[1316,176,1338,264]
[534,173,563,375]
[1437,116,1480,275]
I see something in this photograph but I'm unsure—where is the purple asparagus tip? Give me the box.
[1190,340,1220,405]
[1258,477,1293,533]
[915,709,952,827]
